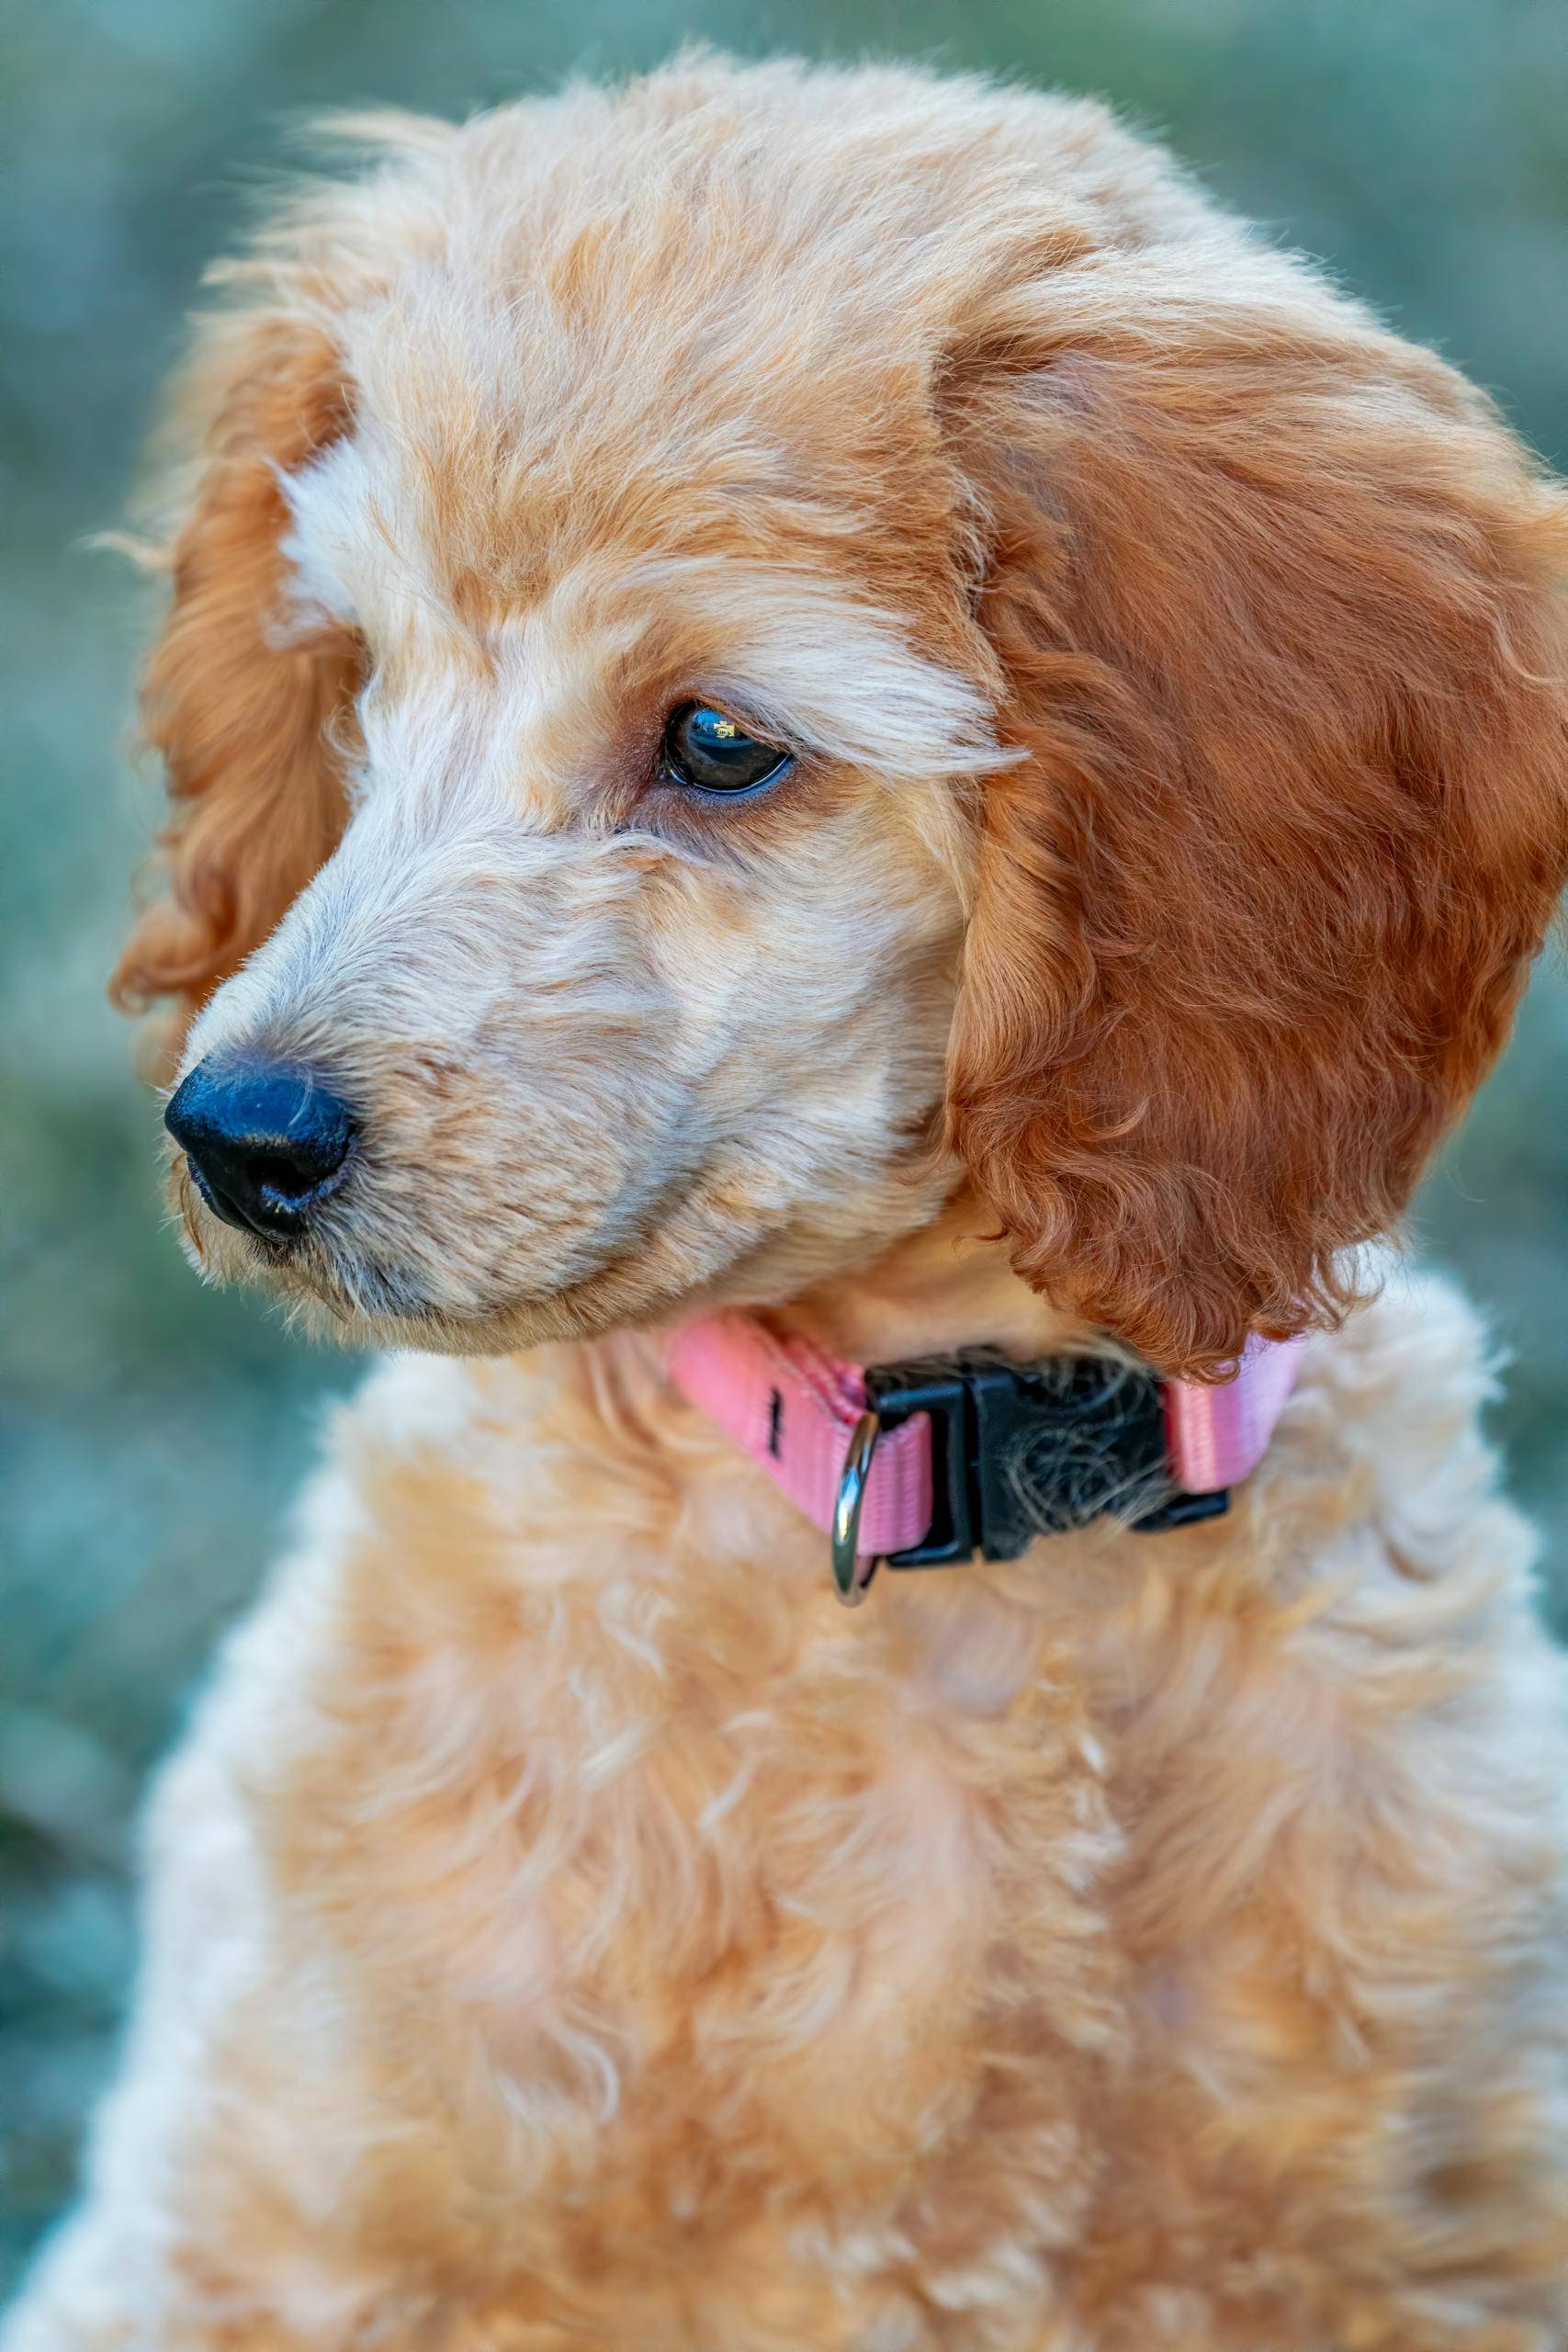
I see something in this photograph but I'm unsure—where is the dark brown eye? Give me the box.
[660,703,793,795]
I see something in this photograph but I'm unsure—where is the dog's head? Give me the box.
[119,59,1568,1371]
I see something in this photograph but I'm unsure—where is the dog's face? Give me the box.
[125,62,1568,1372]
[174,374,997,1346]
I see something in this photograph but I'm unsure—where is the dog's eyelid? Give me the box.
[676,689,797,752]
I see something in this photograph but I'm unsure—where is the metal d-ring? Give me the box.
[831,1409,883,1607]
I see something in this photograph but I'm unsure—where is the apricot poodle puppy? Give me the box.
[8,52,1568,2352]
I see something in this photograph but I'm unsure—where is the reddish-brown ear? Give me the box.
[111,311,359,1055]
[945,273,1568,1378]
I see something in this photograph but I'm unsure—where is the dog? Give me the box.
[8,51,1568,2352]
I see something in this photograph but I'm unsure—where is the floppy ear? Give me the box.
[944,264,1568,1379]
[111,309,359,1050]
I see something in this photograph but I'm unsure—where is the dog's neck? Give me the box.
[771,1192,1096,1372]
[657,1193,1303,1597]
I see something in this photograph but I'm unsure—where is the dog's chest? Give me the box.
[265,1355,1130,2231]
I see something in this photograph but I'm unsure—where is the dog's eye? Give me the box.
[660,703,793,795]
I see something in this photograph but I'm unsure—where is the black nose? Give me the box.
[165,1058,356,1239]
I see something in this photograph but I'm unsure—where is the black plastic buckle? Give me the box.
[863,1354,1228,1570]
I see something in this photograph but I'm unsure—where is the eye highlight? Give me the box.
[660,703,793,796]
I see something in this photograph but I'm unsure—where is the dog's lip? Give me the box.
[176,1138,728,1340]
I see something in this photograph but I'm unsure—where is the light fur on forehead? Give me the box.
[280,431,1002,786]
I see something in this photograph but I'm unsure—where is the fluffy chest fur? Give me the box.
[116,1275,1563,2350]
[243,1340,1127,2222]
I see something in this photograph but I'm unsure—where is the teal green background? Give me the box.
[3,0,1565,2290]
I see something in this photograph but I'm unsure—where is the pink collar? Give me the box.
[667,1314,1301,1604]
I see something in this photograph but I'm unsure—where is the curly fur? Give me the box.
[9,53,1568,2350]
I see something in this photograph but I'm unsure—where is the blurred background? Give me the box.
[3,0,1566,2290]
